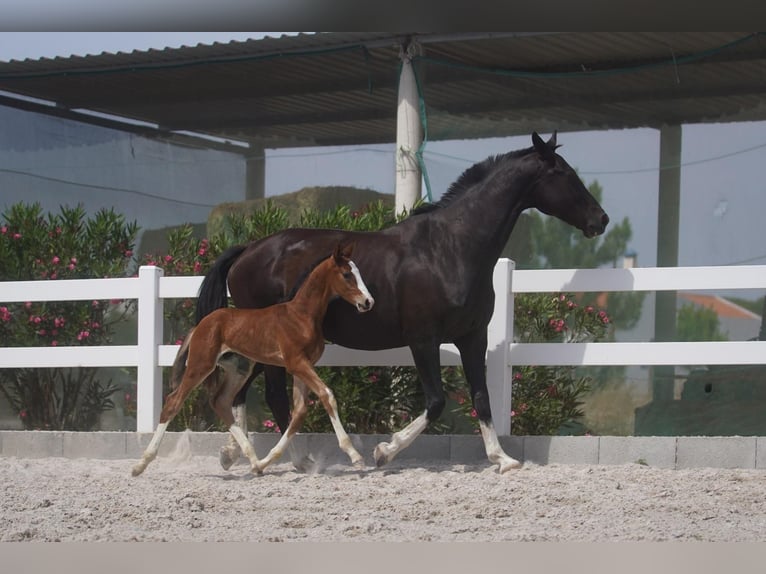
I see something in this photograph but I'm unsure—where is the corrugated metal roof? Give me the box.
[0,32,764,152]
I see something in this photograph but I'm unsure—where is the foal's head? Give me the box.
[326,242,374,313]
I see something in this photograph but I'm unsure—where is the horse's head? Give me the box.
[529,131,609,238]
[330,242,374,313]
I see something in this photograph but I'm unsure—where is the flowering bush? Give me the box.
[141,224,221,431]
[0,203,138,430]
[453,292,611,435]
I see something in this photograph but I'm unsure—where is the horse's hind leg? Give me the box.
[218,361,263,470]
[132,347,218,477]
[210,360,263,473]
[457,331,521,473]
[374,343,441,467]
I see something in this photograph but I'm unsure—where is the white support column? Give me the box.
[395,41,423,215]
[136,265,164,432]
[487,259,515,436]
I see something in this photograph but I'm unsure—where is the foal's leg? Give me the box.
[132,359,216,476]
[209,362,263,473]
[253,377,312,472]
[373,343,443,467]
[257,366,364,473]
[218,361,262,470]
[456,331,521,473]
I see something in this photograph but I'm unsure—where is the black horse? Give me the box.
[196,132,609,473]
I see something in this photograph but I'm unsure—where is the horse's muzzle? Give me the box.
[584,212,609,238]
[356,297,374,312]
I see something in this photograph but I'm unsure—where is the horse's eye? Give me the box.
[343,272,354,280]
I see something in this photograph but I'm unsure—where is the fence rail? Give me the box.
[1,261,765,435]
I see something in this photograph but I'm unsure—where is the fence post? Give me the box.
[136,265,164,432]
[487,258,515,436]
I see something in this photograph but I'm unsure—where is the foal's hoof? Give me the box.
[219,446,239,471]
[131,463,145,477]
[292,454,317,473]
[498,457,523,474]
[373,442,392,468]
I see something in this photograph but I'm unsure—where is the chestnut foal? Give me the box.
[132,242,374,477]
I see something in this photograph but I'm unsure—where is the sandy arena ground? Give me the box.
[2,438,765,542]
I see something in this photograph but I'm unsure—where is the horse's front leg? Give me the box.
[456,330,522,473]
[373,342,443,467]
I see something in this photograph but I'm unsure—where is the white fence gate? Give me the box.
[1,260,765,434]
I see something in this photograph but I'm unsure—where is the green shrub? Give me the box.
[0,203,138,430]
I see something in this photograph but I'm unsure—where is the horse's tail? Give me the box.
[170,328,195,390]
[195,244,247,324]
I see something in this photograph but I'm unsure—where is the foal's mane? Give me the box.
[410,147,534,216]
[283,252,333,302]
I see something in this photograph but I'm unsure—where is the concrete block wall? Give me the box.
[1,431,765,469]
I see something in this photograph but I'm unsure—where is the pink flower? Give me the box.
[0,226,6,234]
[197,248,206,256]
[513,372,523,381]
[175,339,184,345]
[470,409,477,418]
[585,306,594,313]
[54,317,65,328]
[12,232,21,240]
[37,329,47,336]
[124,250,133,258]
[91,300,100,308]
[0,306,11,322]
[510,410,516,417]
[193,261,202,273]
[70,257,77,264]
[51,256,60,265]
[164,255,173,263]
[24,302,32,309]
[76,330,90,341]
[51,341,58,347]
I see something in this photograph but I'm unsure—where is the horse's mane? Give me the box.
[410,147,534,216]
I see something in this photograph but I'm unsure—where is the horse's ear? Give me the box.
[334,241,354,263]
[532,131,557,164]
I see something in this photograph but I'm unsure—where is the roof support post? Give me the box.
[245,146,266,200]
[652,124,682,402]
[395,41,423,215]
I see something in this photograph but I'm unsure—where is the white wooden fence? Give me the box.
[1,260,765,435]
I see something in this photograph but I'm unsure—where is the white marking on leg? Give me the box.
[479,420,522,473]
[374,410,428,467]
[228,423,261,473]
[220,402,246,470]
[324,395,363,467]
[132,422,168,476]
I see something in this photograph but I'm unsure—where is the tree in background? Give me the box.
[677,303,728,342]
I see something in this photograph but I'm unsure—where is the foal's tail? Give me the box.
[170,328,195,390]
[195,244,247,324]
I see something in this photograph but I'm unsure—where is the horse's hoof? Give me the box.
[351,457,366,470]
[373,443,391,467]
[498,458,523,474]
[131,464,145,477]
[292,454,316,473]
[219,446,238,471]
